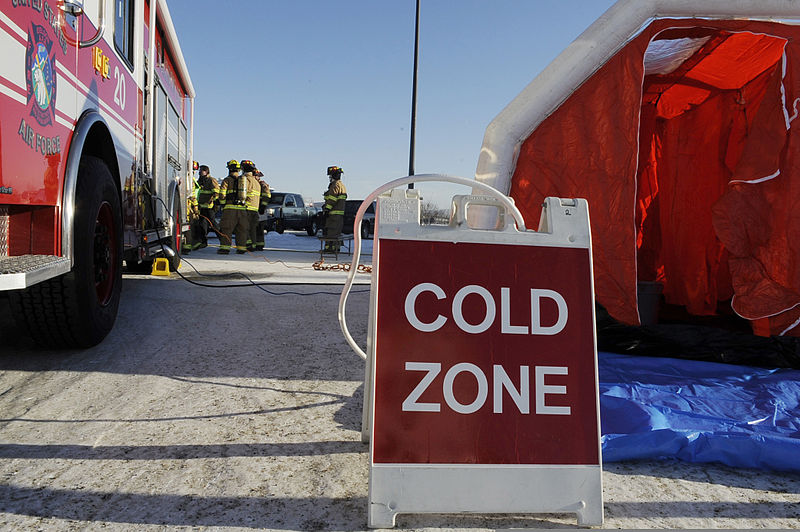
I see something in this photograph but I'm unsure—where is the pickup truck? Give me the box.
[343,200,376,239]
[261,192,319,236]
[311,199,376,239]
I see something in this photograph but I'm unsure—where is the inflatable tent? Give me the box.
[476,0,800,337]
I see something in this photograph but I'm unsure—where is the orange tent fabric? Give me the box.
[509,19,800,336]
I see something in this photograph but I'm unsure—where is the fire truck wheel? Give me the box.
[11,156,122,347]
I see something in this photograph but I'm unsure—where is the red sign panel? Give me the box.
[372,238,598,465]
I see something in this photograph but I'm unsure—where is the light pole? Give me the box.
[408,0,420,189]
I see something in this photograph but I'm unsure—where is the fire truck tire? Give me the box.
[10,156,122,347]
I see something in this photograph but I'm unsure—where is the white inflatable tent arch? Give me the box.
[475,0,800,194]
[471,0,800,337]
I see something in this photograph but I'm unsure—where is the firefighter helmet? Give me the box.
[227,159,240,171]
[240,160,256,173]
[327,165,343,179]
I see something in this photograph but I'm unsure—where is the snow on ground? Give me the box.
[262,230,374,254]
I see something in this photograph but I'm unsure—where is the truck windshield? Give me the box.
[268,193,285,205]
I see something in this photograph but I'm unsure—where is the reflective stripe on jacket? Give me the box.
[187,188,199,221]
[324,180,347,216]
[220,172,261,210]
[260,181,271,208]
[218,172,239,206]
[242,172,263,212]
[197,176,219,209]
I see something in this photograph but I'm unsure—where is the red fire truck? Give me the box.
[0,0,195,347]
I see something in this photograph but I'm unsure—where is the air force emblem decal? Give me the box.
[26,23,57,128]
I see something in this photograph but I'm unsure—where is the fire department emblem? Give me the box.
[25,23,57,127]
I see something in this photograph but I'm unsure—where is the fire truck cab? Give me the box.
[0,0,195,347]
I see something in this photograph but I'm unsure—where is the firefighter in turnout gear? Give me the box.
[217,160,247,253]
[322,165,347,251]
[183,178,203,253]
[196,164,220,247]
[238,160,264,252]
[253,168,271,251]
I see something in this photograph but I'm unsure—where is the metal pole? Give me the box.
[146,0,157,174]
[408,0,420,188]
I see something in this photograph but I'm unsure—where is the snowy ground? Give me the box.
[263,231,373,254]
[0,230,798,530]
[177,230,373,285]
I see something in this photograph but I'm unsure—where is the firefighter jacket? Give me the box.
[187,180,200,221]
[324,179,347,216]
[218,171,258,211]
[259,180,271,213]
[218,172,239,208]
[242,171,263,212]
[197,175,219,209]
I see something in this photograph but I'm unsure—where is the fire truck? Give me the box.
[0,0,195,347]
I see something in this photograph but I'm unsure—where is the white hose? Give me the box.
[337,174,527,360]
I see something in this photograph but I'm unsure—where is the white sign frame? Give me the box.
[365,191,603,528]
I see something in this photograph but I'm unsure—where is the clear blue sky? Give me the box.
[168,0,617,206]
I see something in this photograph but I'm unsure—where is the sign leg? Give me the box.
[361,354,373,443]
[577,499,604,526]
[368,502,397,528]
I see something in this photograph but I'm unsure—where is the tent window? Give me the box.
[643,31,786,119]
[644,37,710,76]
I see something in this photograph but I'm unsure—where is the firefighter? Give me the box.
[217,160,248,254]
[322,165,347,251]
[196,164,220,247]
[182,178,203,253]
[238,159,263,252]
[253,168,271,251]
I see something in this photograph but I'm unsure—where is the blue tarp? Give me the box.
[598,351,800,473]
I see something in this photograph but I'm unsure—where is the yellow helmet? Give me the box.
[226,159,240,171]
